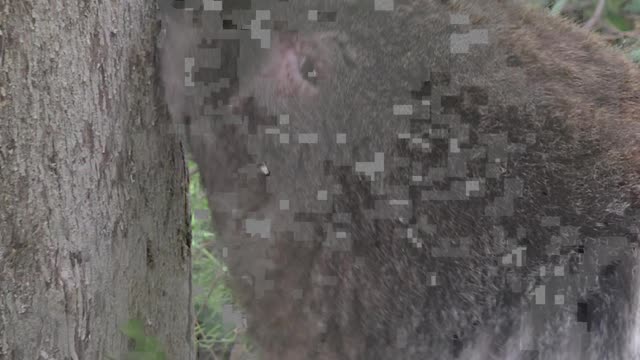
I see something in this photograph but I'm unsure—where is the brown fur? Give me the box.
[162,1,640,359]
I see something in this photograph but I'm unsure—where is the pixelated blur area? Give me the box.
[159,1,640,359]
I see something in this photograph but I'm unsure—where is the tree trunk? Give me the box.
[0,1,193,359]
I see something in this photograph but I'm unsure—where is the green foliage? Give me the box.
[550,0,570,16]
[188,160,244,358]
[605,0,634,31]
[624,0,640,14]
[534,0,640,63]
[119,319,167,360]
[630,47,640,61]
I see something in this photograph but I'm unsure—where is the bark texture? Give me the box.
[0,1,193,359]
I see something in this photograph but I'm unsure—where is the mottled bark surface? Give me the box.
[0,1,193,359]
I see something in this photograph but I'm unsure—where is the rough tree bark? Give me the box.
[0,1,194,359]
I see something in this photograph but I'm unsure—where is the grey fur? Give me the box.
[161,1,640,359]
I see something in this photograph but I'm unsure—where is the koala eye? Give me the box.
[299,56,318,85]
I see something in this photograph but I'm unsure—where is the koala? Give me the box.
[160,1,640,359]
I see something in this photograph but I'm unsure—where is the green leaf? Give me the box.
[624,0,640,13]
[605,10,634,31]
[121,319,146,341]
